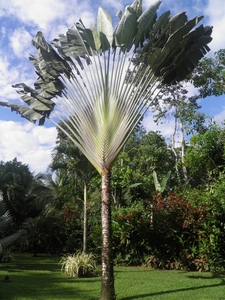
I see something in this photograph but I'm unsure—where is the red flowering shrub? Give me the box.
[112,191,225,270]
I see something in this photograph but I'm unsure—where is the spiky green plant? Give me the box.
[60,252,97,278]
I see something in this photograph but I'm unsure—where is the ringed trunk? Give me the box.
[83,183,87,254]
[100,167,116,300]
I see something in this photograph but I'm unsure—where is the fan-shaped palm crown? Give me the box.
[0,0,212,174]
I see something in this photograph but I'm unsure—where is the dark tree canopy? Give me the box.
[0,158,34,224]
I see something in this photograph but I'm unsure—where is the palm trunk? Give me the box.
[100,168,116,300]
[171,113,181,182]
[83,183,87,254]
[179,118,189,184]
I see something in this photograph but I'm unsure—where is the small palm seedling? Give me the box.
[60,251,97,278]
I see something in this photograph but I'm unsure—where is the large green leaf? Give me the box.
[114,0,141,51]
[97,8,113,51]
[149,16,205,77]
[0,102,46,125]
[133,0,161,46]
[169,12,187,33]
[161,30,213,83]
[134,11,212,84]
[32,32,72,79]
[76,20,99,52]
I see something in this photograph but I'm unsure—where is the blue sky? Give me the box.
[0,0,224,174]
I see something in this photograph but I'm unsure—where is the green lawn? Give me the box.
[0,253,225,300]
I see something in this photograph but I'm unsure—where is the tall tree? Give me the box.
[185,123,225,187]
[0,158,34,226]
[0,1,212,299]
[151,83,207,183]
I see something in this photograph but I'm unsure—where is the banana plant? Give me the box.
[130,170,171,194]
[153,170,171,193]
[0,1,212,299]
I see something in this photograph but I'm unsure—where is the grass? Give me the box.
[0,253,225,300]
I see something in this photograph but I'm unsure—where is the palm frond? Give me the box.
[0,230,26,249]
[0,191,7,217]
[0,211,12,234]
[0,192,11,234]
[0,192,26,250]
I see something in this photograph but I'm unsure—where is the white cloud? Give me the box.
[9,27,32,58]
[99,0,123,12]
[1,0,65,30]
[0,56,20,100]
[213,107,225,124]
[142,110,175,139]
[0,0,96,39]
[203,0,225,51]
[143,0,205,17]
[1,26,6,38]
[65,9,95,33]
[0,121,57,174]
[0,54,35,102]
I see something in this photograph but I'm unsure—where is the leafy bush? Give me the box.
[178,181,225,272]
[112,201,149,266]
[60,252,97,278]
[112,191,225,271]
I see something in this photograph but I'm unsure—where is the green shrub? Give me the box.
[60,251,97,278]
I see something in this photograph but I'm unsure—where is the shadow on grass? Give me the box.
[0,254,101,300]
[121,278,225,300]
[1,254,61,273]
[2,255,225,300]
[187,273,225,279]
[0,272,101,300]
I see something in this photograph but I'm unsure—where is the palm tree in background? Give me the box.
[0,0,212,298]
[51,130,98,253]
[0,191,26,258]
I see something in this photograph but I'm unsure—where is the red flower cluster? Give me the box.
[63,205,77,223]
